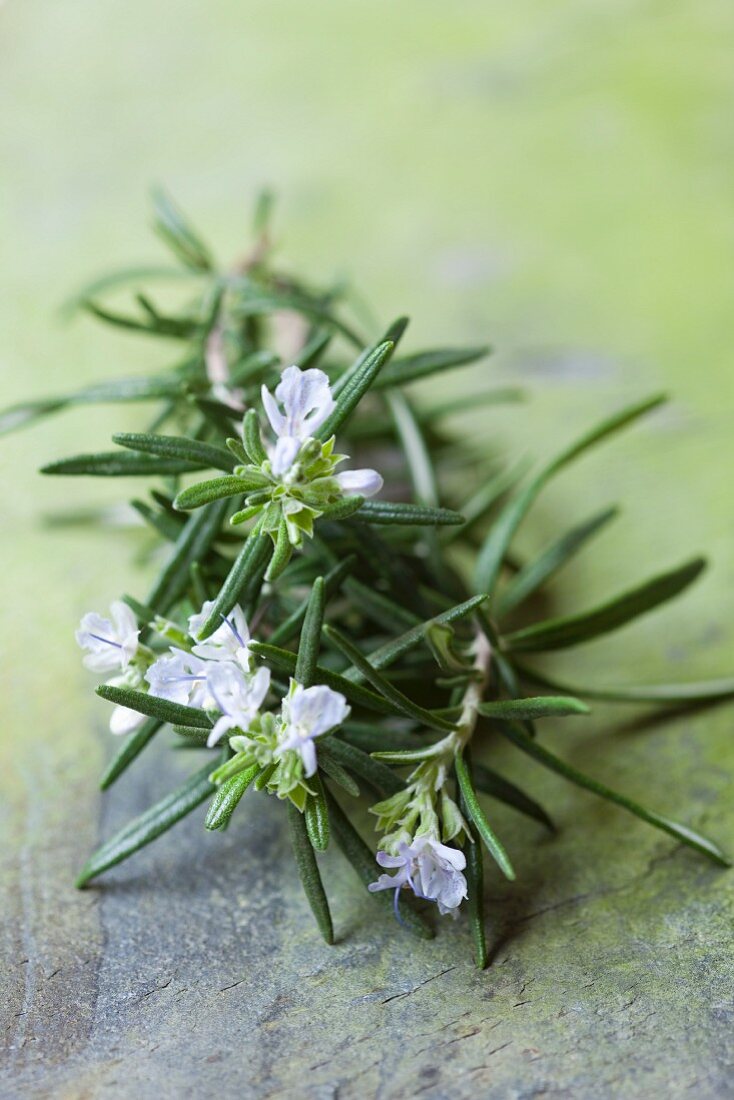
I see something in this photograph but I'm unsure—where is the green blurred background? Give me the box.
[3,2,734,1095]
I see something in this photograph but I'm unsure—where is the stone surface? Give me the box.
[2,3,734,1097]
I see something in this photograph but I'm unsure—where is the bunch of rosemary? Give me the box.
[5,192,732,968]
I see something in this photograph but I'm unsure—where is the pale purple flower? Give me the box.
[369,835,468,918]
[76,601,140,673]
[261,366,335,476]
[278,680,350,777]
[188,601,251,668]
[335,468,383,498]
[145,648,211,708]
[206,662,271,747]
[109,704,146,737]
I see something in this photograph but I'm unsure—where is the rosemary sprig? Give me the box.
[7,191,732,970]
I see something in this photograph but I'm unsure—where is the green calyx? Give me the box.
[231,435,351,548]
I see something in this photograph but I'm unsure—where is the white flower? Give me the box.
[278,680,350,777]
[188,602,251,669]
[335,468,383,498]
[145,648,211,708]
[76,601,140,673]
[206,662,271,747]
[368,835,468,918]
[109,704,146,737]
[261,366,335,476]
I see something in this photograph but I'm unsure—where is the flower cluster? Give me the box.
[231,366,383,547]
[77,598,350,811]
[368,757,469,918]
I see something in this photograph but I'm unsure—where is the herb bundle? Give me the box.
[6,192,732,968]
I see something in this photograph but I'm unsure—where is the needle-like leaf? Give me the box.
[76,754,224,887]
[112,432,236,472]
[205,764,259,830]
[147,499,230,614]
[96,684,213,729]
[100,718,162,790]
[40,451,202,477]
[504,557,706,652]
[496,505,619,616]
[474,394,666,595]
[454,751,516,880]
[287,801,334,944]
[295,578,326,686]
[497,723,730,866]
[324,625,456,734]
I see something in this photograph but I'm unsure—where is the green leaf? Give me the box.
[174,475,260,511]
[269,556,356,647]
[442,458,530,546]
[113,432,236,473]
[325,790,433,940]
[286,802,334,944]
[231,288,365,348]
[317,340,395,439]
[323,625,456,734]
[63,264,201,311]
[318,495,365,521]
[343,577,419,635]
[454,751,516,880]
[196,524,272,638]
[477,696,589,721]
[131,499,183,541]
[317,751,360,796]
[516,664,734,705]
[96,684,213,729]
[474,393,667,595]
[295,578,326,686]
[421,386,526,422]
[242,408,267,465]
[373,345,491,389]
[0,377,183,437]
[497,723,731,866]
[76,755,221,887]
[387,390,438,507]
[340,723,428,754]
[100,718,162,790]
[295,328,332,369]
[321,737,403,796]
[497,506,619,616]
[152,187,214,272]
[347,594,488,681]
[471,763,555,832]
[147,499,230,614]
[371,744,445,764]
[504,557,706,652]
[264,515,291,583]
[81,299,198,340]
[304,775,330,851]
[355,500,465,527]
[456,768,488,969]
[40,451,202,477]
[204,764,259,830]
[171,725,211,745]
[250,641,398,716]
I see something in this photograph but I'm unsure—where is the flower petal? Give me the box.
[299,738,318,777]
[109,704,146,736]
[270,435,301,476]
[288,683,350,738]
[261,384,285,436]
[335,468,383,498]
[275,366,335,438]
